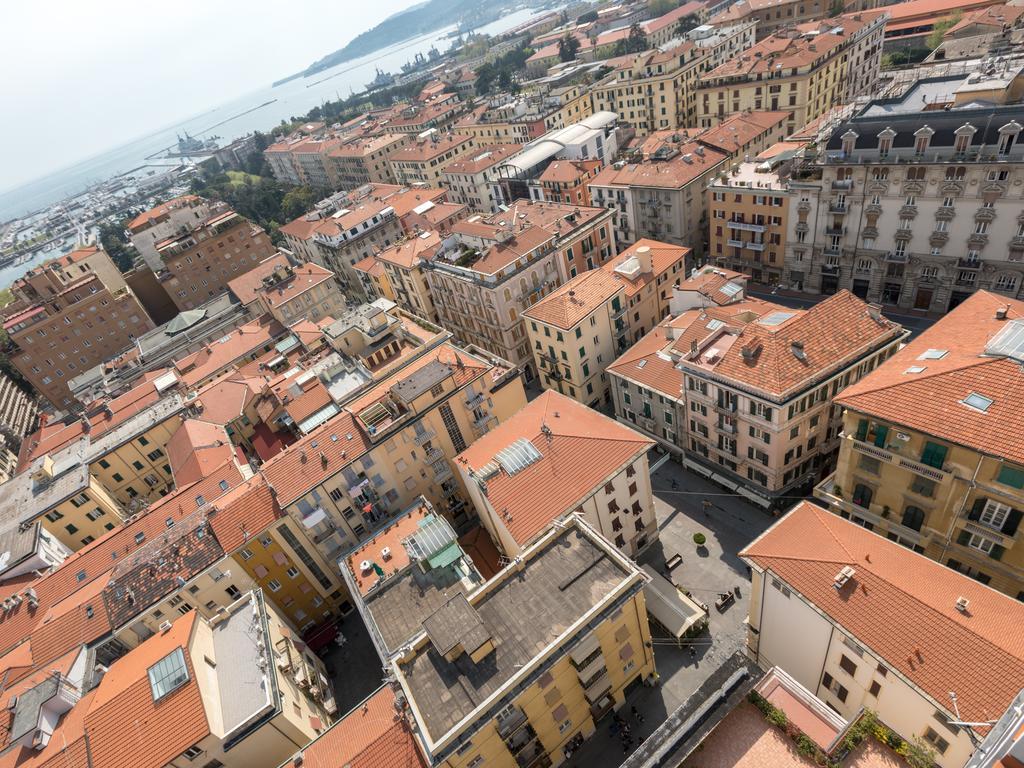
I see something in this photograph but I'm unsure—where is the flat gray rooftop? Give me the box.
[364,559,477,655]
[399,527,631,741]
[391,359,453,404]
[213,592,275,738]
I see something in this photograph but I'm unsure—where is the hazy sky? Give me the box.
[0,0,415,190]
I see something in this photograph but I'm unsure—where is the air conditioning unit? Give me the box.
[9,595,22,606]
[381,547,392,561]
[955,596,970,613]
[158,620,173,633]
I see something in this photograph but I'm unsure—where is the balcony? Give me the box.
[825,226,846,236]
[823,245,841,256]
[727,238,744,248]
[813,475,926,547]
[975,207,997,222]
[898,205,918,218]
[884,250,907,263]
[861,226,878,239]
[821,263,840,275]
[497,707,529,739]
[465,390,485,409]
[929,231,949,246]
[583,670,613,704]
[473,412,496,433]
[431,463,454,485]
[746,241,765,252]
[413,429,436,446]
[935,205,956,220]
[797,201,811,213]
[727,220,766,233]
[831,179,853,191]
[1012,235,1024,248]
[795,222,809,234]
[968,232,989,247]
[894,228,913,240]
[957,257,982,269]
[864,203,882,216]
[828,202,847,214]
[847,433,950,482]
[423,446,444,464]
[716,420,737,435]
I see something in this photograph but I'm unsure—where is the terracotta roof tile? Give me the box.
[523,269,624,329]
[84,612,210,768]
[836,290,1024,464]
[166,420,234,486]
[206,475,282,553]
[226,252,291,305]
[375,232,442,270]
[591,141,728,190]
[345,504,431,596]
[742,501,1024,730]
[292,686,426,768]
[456,391,653,546]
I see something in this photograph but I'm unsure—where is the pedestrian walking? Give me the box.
[631,705,644,723]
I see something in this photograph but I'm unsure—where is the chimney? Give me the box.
[996,305,1008,320]
[635,245,653,273]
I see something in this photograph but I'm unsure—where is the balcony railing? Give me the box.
[727,221,765,233]
[848,434,950,482]
[413,429,436,446]
[828,203,847,214]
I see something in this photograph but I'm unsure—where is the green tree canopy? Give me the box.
[558,34,582,62]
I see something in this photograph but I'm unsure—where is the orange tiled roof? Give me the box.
[260,411,373,506]
[523,269,623,329]
[84,612,209,768]
[227,252,291,305]
[206,475,282,553]
[345,504,431,596]
[591,141,728,190]
[166,420,234,486]
[292,686,426,768]
[127,195,201,232]
[390,133,474,164]
[607,323,681,398]
[193,373,260,426]
[263,263,334,309]
[375,232,442,270]
[456,390,653,547]
[442,144,520,175]
[538,159,602,184]
[697,111,790,154]
[742,501,1024,730]
[173,318,284,388]
[681,290,902,400]
[836,290,1024,465]
[605,239,689,297]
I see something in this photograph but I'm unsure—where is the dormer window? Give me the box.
[953,123,976,154]
[913,126,933,157]
[877,127,896,159]
[998,122,1022,156]
[841,130,858,156]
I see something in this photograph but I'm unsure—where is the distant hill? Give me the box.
[295,0,546,79]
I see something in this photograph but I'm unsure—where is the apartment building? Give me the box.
[524,240,689,405]
[709,158,793,284]
[3,590,332,768]
[441,144,521,213]
[591,42,713,135]
[693,110,791,160]
[815,291,1024,598]
[711,0,833,35]
[1,246,155,408]
[530,159,603,207]
[696,14,886,133]
[741,500,1024,768]
[126,195,213,271]
[457,390,658,557]
[0,369,38,451]
[390,133,477,187]
[154,206,278,312]
[352,254,396,302]
[260,340,526,571]
[608,289,906,507]
[325,132,410,189]
[784,82,1024,312]
[281,195,403,301]
[380,98,466,135]
[590,141,728,257]
[645,0,710,47]
[424,202,614,377]
[236,260,345,326]
[390,515,656,768]
[376,231,444,323]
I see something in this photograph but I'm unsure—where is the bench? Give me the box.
[665,554,683,572]
[715,591,735,612]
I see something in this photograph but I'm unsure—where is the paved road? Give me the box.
[747,287,938,338]
[564,459,775,768]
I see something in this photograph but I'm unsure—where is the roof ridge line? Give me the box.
[838,355,1004,402]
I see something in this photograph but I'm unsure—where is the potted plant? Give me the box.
[693,532,707,548]
[881,505,890,518]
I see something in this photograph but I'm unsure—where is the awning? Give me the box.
[641,565,707,640]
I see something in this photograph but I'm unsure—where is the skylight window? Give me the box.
[918,349,948,360]
[148,647,189,702]
[637,359,648,369]
[719,282,742,298]
[706,319,725,331]
[904,366,926,374]
[962,392,993,412]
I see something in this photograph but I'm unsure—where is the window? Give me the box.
[920,441,947,469]
[979,499,1010,529]
[181,745,203,760]
[997,464,1024,489]
[240,548,254,560]
[901,506,925,532]
[852,483,873,509]
[148,647,189,701]
[868,680,881,697]
[267,579,282,592]
[923,728,949,754]
[225,585,241,599]
[838,655,857,676]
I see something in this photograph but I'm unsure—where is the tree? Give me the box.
[577,10,598,24]
[0,326,32,393]
[649,0,676,14]
[98,221,140,274]
[926,12,961,49]
[676,13,702,37]
[558,34,581,62]
[615,22,649,55]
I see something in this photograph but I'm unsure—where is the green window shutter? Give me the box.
[968,498,985,521]
[921,441,947,469]
[855,419,868,441]
[873,424,889,448]
[996,464,1024,489]
[990,544,1005,561]
[575,327,582,339]
[956,530,971,546]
